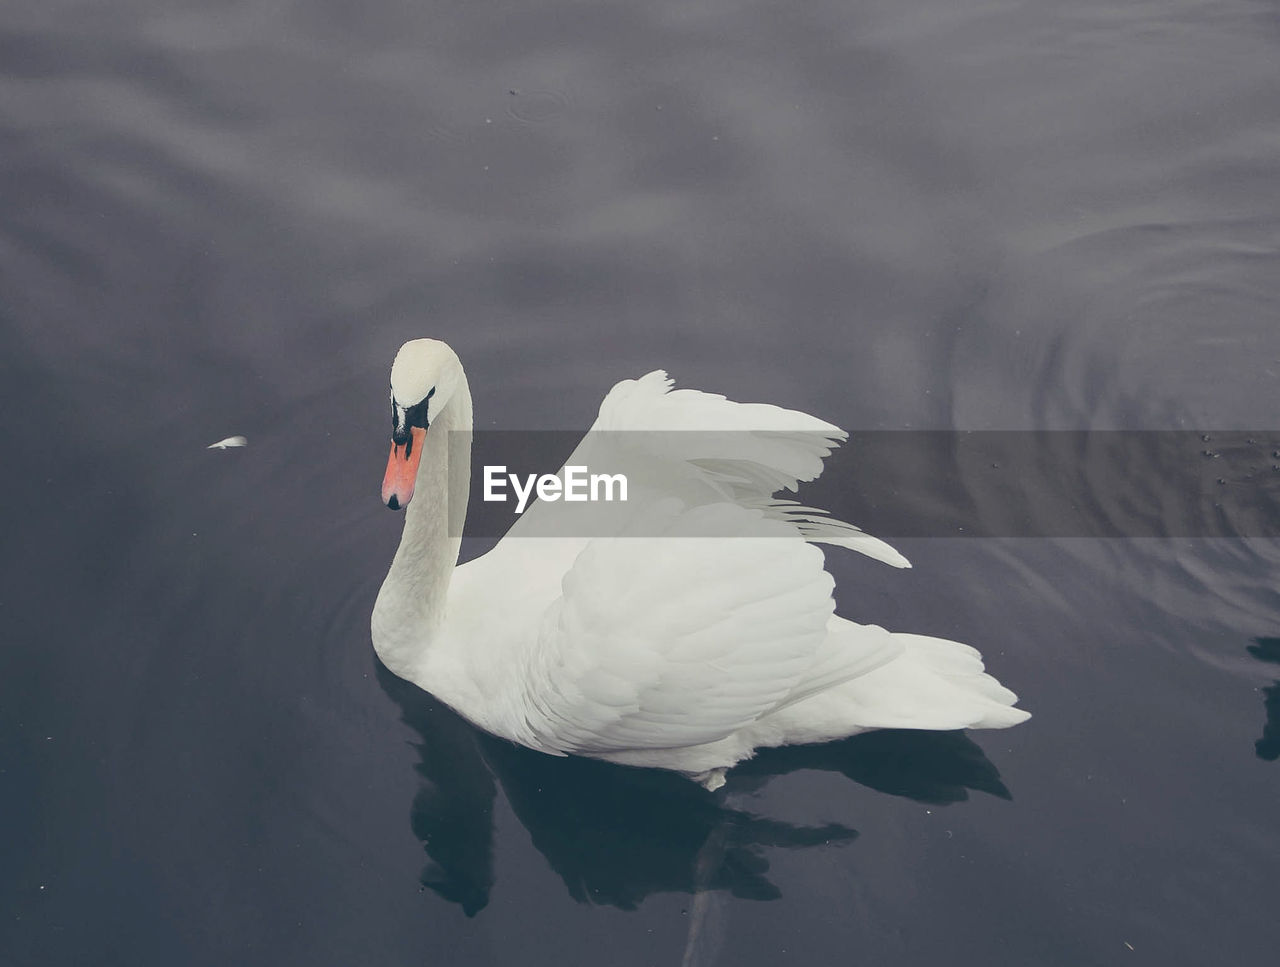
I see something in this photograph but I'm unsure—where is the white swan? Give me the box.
[372,339,1029,790]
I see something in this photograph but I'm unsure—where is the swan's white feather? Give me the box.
[512,502,836,754]
[206,435,247,449]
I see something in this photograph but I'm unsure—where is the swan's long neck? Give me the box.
[372,375,473,679]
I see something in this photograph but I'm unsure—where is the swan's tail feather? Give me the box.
[856,632,1030,731]
[895,633,1023,713]
[777,628,1030,735]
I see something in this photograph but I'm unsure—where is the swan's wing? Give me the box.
[510,502,840,755]
[772,618,906,711]
[547,371,909,568]
[587,371,843,490]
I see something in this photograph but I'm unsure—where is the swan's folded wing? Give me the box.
[772,618,905,712]
[511,503,836,755]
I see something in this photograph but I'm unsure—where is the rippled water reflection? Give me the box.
[3,1,1279,965]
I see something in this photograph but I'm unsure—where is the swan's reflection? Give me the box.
[379,661,497,916]
[377,662,1012,914]
[735,728,1011,803]
[1248,638,1280,761]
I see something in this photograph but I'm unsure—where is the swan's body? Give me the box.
[373,340,1029,790]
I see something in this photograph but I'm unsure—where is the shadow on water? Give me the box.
[1248,637,1280,762]
[376,661,1012,915]
[737,728,1011,804]
[379,663,499,917]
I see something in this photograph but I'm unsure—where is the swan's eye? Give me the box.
[391,387,436,444]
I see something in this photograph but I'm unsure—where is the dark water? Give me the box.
[3,1,1279,964]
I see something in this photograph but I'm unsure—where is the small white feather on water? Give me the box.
[207,435,248,450]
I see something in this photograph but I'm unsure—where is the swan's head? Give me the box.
[381,339,462,511]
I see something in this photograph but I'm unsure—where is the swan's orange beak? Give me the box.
[382,426,426,510]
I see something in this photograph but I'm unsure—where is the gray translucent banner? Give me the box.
[442,431,1280,539]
